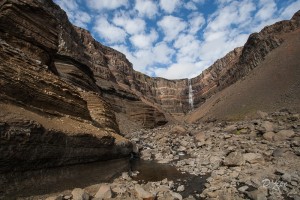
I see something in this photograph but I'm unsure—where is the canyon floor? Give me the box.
[5,110,299,200]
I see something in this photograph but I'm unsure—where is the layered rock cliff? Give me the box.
[187,11,300,121]
[0,0,299,172]
[0,0,133,172]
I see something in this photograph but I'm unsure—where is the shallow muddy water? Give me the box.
[0,158,129,199]
[130,159,209,199]
[1,158,208,199]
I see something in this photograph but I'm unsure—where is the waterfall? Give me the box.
[188,79,194,110]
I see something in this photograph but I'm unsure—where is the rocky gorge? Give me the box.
[9,110,300,200]
[0,0,300,199]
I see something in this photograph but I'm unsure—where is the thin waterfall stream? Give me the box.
[188,79,194,110]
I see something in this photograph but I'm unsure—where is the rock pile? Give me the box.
[127,110,300,199]
[21,111,300,200]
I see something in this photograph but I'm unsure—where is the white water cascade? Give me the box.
[188,79,194,110]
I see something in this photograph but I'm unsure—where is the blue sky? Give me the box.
[54,0,300,79]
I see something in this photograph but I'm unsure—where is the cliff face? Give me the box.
[187,11,300,122]
[0,0,133,172]
[70,10,300,121]
[0,0,299,171]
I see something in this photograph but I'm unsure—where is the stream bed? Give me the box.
[1,158,208,199]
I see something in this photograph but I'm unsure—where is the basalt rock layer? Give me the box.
[0,0,299,172]
[0,0,133,172]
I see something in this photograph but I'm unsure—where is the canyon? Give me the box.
[0,0,300,199]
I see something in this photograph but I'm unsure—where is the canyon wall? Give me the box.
[0,0,134,172]
[0,0,299,171]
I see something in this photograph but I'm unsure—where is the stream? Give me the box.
[1,157,208,199]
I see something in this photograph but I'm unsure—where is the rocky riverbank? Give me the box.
[15,110,300,199]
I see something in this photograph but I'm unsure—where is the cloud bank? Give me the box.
[54,0,300,79]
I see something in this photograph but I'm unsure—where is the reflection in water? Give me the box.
[1,158,208,199]
[130,159,186,182]
[130,159,209,199]
[1,158,130,199]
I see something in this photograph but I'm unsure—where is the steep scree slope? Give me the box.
[187,11,300,122]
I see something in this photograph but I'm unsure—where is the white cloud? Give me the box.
[173,34,201,63]
[184,2,197,10]
[158,15,187,41]
[57,0,300,80]
[159,0,181,13]
[135,0,158,18]
[280,0,300,19]
[130,29,158,49]
[152,42,175,64]
[154,62,206,79]
[86,0,128,10]
[255,0,277,21]
[113,42,175,74]
[93,16,127,44]
[201,0,256,62]
[54,0,91,28]
[188,12,206,34]
[113,14,146,35]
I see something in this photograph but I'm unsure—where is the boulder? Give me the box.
[223,151,245,166]
[71,188,89,200]
[209,156,222,169]
[95,184,112,199]
[171,125,187,135]
[246,186,268,200]
[275,130,295,140]
[177,185,185,192]
[194,132,206,142]
[224,125,237,134]
[45,196,63,200]
[243,153,264,164]
[263,132,275,141]
[257,111,268,119]
[261,121,274,132]
[134,184,155,200]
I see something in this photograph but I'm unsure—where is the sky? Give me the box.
[53,0,300,79]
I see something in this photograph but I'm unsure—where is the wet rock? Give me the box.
[94,184,112,199]
[122,172,132,181]
[132,142,140,154]
[223,151,245,166]
[63,195,72,199]
[177,185,185,192]
[71,188,89,200]
[141,149,152,160]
